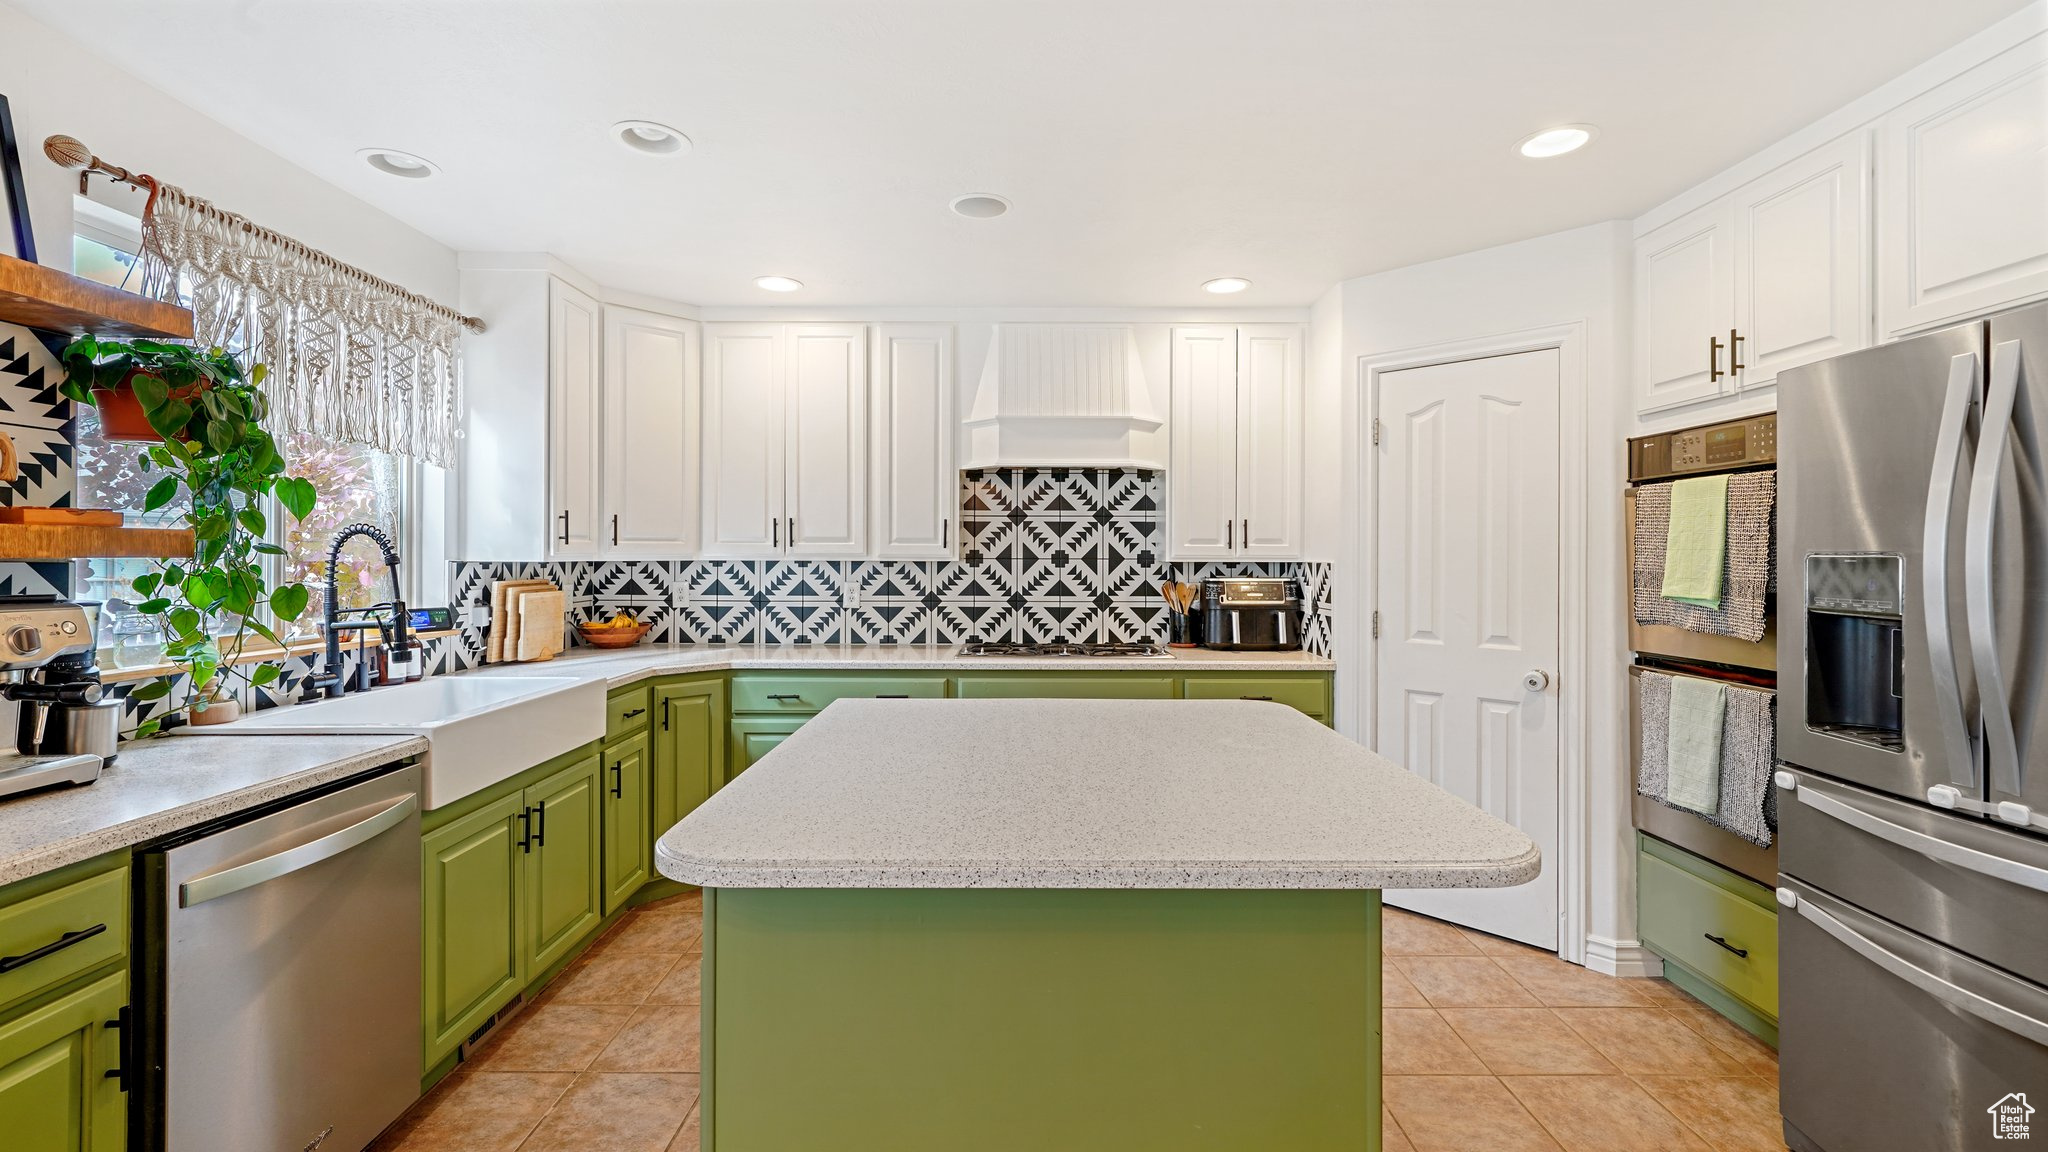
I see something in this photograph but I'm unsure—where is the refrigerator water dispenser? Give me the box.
[1803,553,1906,751]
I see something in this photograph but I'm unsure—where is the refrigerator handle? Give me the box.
[1966,340,2026,799]
[1793,895,2048,1049]
[1795,780,2048,894]
[1923,351,1981,790]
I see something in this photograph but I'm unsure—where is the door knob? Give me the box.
[1522,670,1551,692]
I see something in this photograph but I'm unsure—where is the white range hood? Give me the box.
[961,323,1166,469]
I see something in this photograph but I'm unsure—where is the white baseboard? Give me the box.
[1584,935,1665,978]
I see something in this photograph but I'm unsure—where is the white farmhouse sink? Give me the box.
[207,675,606,809]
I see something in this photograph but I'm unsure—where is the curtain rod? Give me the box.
[42,133,487,334]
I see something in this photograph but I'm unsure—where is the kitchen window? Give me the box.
[66,196,426,663]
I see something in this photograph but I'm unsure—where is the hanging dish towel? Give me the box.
[1635,670,1673,803]
[1661,474,1729,608]
[1666,675,1727,815]
[1717,686,1777,847]
[1632,471,1775,641]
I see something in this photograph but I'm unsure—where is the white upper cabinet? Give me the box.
[1168,324,1302,560]
[702,323,868,558]
[1634,201,1736,414]
[1733,132,1872,391]
[870,324,955,559]
[1878,35,2048,339]
[602,306,699,557]
[547,278,604,557]
[702,324,786,556]
[1234,325,1304,558]
[1635,131,1873,414]
[784,325,869,558]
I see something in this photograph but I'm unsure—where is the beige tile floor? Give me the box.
[371,897,1785,1152]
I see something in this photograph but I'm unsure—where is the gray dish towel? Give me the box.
[1633,470,1777,641]
[1635,671,1778,848]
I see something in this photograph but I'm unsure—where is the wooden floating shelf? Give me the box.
[0,522,194,560]
[0,253,194,340]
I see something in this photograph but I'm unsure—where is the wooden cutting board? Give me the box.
[489,580,555,663]
[514,587,566,662]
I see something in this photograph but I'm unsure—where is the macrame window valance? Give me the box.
[138,184,470,468]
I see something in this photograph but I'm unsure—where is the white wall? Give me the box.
[1326,221,1634,968]
[0,1,455,298]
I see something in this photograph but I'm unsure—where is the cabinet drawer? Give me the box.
[730,675,948,714]
[1638,848,1778,1017]
[1182,676,1329,718]
[0,863,128,1014]
[953,676,1177,700]
[607,686,653,739]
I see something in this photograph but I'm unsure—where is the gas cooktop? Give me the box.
[958,641,1173,659]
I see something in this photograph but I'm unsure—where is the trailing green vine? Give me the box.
[61,337,320,735]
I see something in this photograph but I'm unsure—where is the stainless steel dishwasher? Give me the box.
[134,762,422,1152]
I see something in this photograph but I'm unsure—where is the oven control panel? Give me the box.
[1628,414,1776,482]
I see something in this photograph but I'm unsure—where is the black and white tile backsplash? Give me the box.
[447,468,1336,669]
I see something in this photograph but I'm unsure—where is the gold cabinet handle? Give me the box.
[1709,335,1725,383]
[1729,328,1745,376]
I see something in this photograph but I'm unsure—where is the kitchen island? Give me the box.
[657,698,1538,1152]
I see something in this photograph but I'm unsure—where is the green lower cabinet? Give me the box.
[421,744,608,1068]
[952,674,1177,700]
[422,792,527,1066]
[1636,834,1779,1043]
[653,677,726,832]
[525,752,604,975]
[0,969,126,1152]
[1180,675,1331,724]
[727,716,809,784]
[602,731,651,915]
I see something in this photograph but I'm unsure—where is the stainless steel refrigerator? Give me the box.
[1777,300,2048,1152]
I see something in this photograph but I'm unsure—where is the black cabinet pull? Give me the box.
[517,808,533,853]
[1240,695,1275,702]
[772,518,779,547]
[662,697,671,731]
[1226,520,1232,549]
[610,762,623,798]
[1242,519,1249,546]
[104,1005,129,1092]
[875,694,909,699]
[0,923,106,973]
[621,707,645,719]
[611,514,619,547]
[1704,932,1748,958]
[942,519,949,549]
[535,800,547,848]
[1709,335,1725,383]
[767,693,803,703]
[558,510,570,544]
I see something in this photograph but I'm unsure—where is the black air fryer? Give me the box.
[1199,578,1302,651]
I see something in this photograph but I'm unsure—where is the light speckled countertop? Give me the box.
[0,734,425,886]
[467,642,1334,689]
[0,644,1332,889]
[656,699,1538,890]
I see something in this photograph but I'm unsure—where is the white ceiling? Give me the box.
[16,0,2032,306]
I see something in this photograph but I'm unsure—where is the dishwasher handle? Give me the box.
[179,794,418,908]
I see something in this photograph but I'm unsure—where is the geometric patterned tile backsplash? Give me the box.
[448,468,1335,670]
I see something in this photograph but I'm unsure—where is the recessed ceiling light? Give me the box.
[1202,277,1251,294]
[611,120,691,156]
[357,148,439,179]
[1517,125,1596,159]
[949,193,1011,219]
[754,276,803,292]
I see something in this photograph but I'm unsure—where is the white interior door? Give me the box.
[1376,349,1560,948]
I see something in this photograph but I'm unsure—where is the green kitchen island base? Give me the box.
[700,886,1384,1152]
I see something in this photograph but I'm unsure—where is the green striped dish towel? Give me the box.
[1661,474,1728,608]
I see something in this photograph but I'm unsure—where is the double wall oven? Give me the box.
[1776,301,2048,1152]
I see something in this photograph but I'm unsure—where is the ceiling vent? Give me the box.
[961,324,1166,469]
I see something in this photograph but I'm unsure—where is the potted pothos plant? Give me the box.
[61,336,320,735]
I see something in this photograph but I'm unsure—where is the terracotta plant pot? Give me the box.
[187,695,242,726]
[89,368,202,443]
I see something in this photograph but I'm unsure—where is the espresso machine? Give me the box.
[0,599,119,801]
